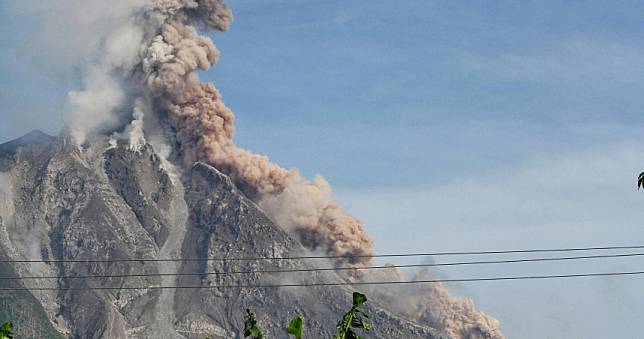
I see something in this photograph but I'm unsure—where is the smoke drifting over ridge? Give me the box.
[26,0,373,264]
[365,265,504,338]
[8,1,503,337]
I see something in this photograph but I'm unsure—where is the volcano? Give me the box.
[0,130,446,338]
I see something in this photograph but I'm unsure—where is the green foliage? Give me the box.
[287,315,304,339]
[224,294,370,339]
[243,309,264,339]
[334,292,370,339]
[0,321,14,339]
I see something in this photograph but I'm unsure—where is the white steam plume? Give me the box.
[66,67,128,144]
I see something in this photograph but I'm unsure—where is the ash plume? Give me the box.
[17,0,372,265]
[363,265,504,339]
[7,0,370,264]
[139,0,374,264]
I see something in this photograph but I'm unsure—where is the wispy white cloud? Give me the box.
[460,36,644,88]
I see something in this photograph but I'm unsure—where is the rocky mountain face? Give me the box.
[0,131,439,338]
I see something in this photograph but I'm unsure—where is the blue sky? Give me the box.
[3,1,644,337]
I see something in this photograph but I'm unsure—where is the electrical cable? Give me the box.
[4,251,644,281]
[2,244,644,263]
[1,270,643,291]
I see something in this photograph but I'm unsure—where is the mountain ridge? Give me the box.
[0,131,439,338]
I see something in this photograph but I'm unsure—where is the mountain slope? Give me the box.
[0,131,438,338]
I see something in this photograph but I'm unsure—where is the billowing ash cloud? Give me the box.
[364,266,504,338]
[20,0,373,265]
[10,0,504,336]
[138,0,374,264]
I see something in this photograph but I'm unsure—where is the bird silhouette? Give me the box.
[638,172,644,189]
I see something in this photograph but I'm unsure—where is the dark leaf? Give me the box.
[352,292,367,308]
[243,309,264,339]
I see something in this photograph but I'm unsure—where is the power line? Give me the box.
[5,252,644,281]
[1,270,643,291]
[2,244,644,264]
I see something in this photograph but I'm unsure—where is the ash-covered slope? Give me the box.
[0,130,438,338]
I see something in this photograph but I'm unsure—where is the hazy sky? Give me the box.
[2,1,644,338]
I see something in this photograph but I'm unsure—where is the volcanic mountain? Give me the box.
[0,130,451,338]
[0,1,508,338]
